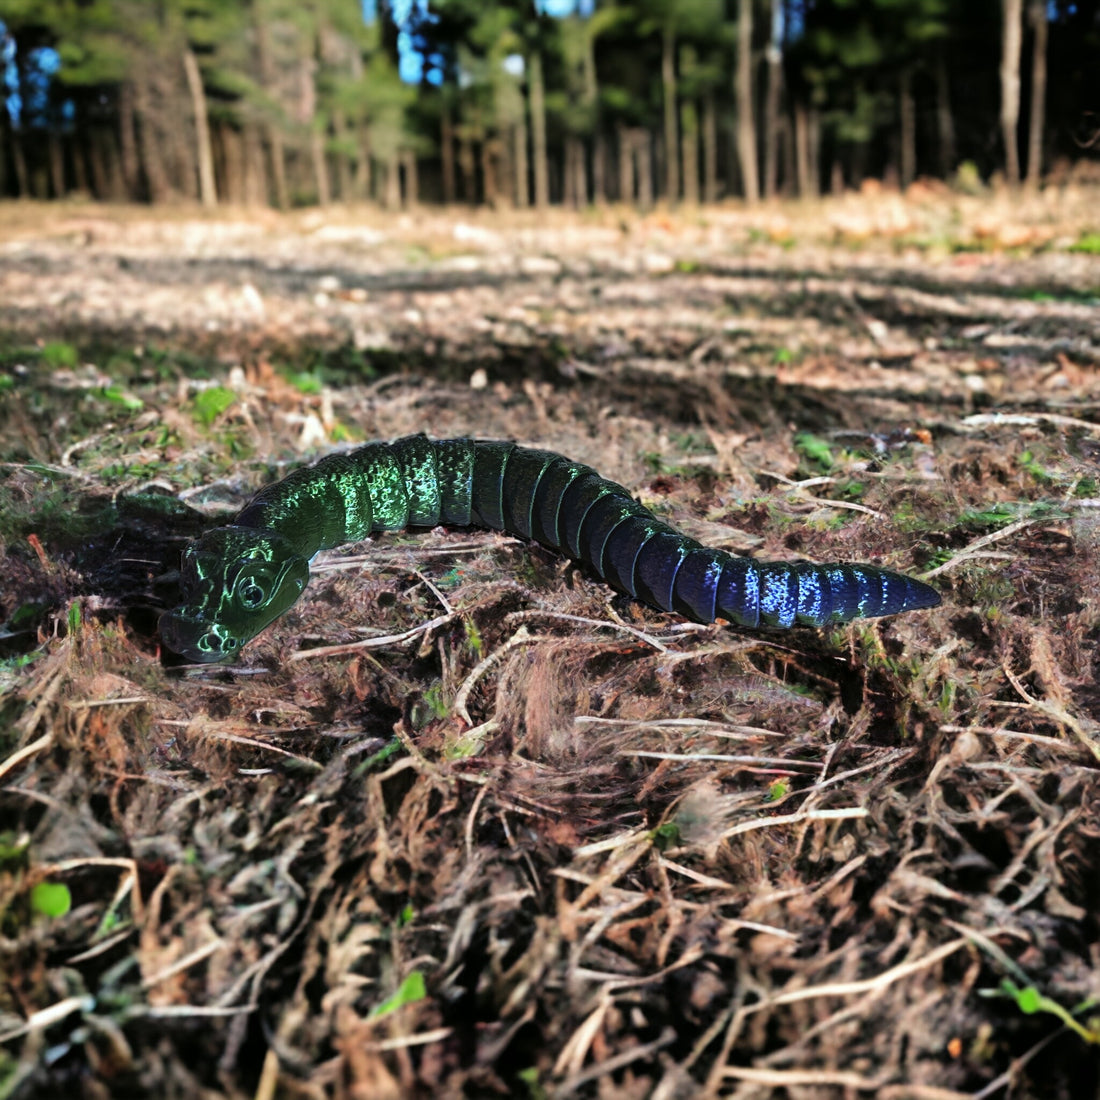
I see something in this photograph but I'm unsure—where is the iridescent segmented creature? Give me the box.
[160,435,940,663]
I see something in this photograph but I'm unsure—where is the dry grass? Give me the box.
[2,190,1100,1099]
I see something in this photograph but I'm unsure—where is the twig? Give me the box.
[504,609,670,651]
[922,516,1036,578]
[718,806,868,841]
[288,611,457,661]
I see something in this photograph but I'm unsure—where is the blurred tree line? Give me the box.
[0,0,1095,207]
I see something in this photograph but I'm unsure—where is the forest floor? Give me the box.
[1,183,1100,1100]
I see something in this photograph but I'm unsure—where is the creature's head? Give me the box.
[159,526,310,663]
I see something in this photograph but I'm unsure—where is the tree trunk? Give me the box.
[529,49,549,208]
[402,149,418,208]
[11,132,29,197]
[47,133,65,198]
[617,122,634,203]
[441,99,456,204]
[459,127,475,203]
[794,102,811,197]
[702,93,718,203]
[763,0,783,200]
[481,137,498,207]
[310,127,330,205]
[899,67,916,188]
[635,130,653,208]
[736,0,759,203]
[1000,0,1023,186]
[1025,0,1047,189]
[385,151,401,208]
[355,123,372,200]
[254,5,287,208]
[513,117,529,207]
[567,135,587,207]
[118,81,140,198]
[934,55,956,178]
[680,100,699,205]
[592,131,607,204]
[134,69,171,202]
[182,47,217,206]
[221,123,244,203]
[661,24,678,202]
[243,124,267,205]
[87,129,109,198]
[333,107,353,200]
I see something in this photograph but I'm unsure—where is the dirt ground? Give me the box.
[1,186,1100,1099]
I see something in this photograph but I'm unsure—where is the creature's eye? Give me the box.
[239,582,265,609]
[236,571,270,610]
[198,632,218,653]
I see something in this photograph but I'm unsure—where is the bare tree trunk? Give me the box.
[513,118,529,207]
[736,0,759,203]
[562,137,575,207]
[333,107,352,200]
[87,130,109,198]
[310,128,330,205]
[702,93,718,203]
[134,69,171,202]
[567,135,587,206]
[680,100,699,205]
[402,149,418,208]
[592,132,607,204]
[935,55,956,178]
[11,132,29,197]
[441,99,456,204]
[481,137,498,207]
[70,134,88,194]
[1025,0,1047,189]
[529,49,549,208]
[458,127,475,203]
[1000,0,1023,186]
[221,123,245,203]
[354,123,372,200]
[899,67,916,187]
[635,130,653,208]
[243,124,266,205]
[794,102,811,198]
[254,6,287,208]
[47,133,65,197]
[182,47,217,206]
[763,0,783,199]
[384,151,400,209]
[118,82,140,198]
[617,122,634,203]
[661,24,678,202]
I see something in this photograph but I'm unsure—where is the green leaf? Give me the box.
[41,342,78,369]
[793,432,834,472]
[31,881,72,918]
[99,384,144,412]
[193,386,237,427]
[369,970,427,1019]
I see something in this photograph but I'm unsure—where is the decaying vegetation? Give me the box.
[2,190,1100,1098]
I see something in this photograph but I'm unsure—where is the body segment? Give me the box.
[160,435,940,662]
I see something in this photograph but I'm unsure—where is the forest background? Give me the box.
[0,0,1097,211]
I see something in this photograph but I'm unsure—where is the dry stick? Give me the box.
[452,625,544,725]
[717,805,868,842]
[504,608,670,652]
[288,610,457,661]
[552,1027,676,1100]
[1002,661,1100,762]
[921,516,1036,578]
[749,936,969,1013]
